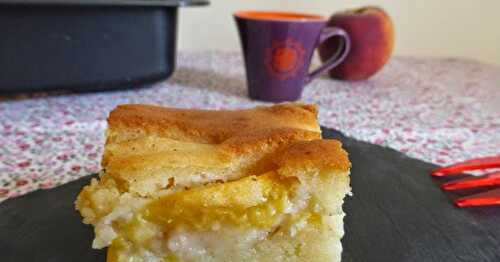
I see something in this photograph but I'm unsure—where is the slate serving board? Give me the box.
[1,127,500,262]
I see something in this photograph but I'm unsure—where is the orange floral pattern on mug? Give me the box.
[265,38,306,80]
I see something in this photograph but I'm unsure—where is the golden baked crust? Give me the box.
[106,103,320,144]
[275,139,351,173]
[102,103,323,196]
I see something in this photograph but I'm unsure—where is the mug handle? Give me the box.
[306,27,351,84]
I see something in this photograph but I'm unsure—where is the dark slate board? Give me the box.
[1,127,500,262]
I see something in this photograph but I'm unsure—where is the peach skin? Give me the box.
[318,6,394,81]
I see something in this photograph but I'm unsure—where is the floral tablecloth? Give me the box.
[1,51,499,202]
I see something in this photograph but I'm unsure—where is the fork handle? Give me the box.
[431,156,500,177]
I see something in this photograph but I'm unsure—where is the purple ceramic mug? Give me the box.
[235,11,350,102]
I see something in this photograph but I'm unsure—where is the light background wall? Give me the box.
[178,0,500,65]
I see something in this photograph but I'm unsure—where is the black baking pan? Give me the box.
[0,0,208,93]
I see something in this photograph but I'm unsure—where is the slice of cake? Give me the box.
[75,103,351,262]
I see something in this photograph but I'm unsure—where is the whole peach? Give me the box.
[318,6,394,81]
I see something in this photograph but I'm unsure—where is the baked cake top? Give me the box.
[101,103,350,196]
[106,103,321,144]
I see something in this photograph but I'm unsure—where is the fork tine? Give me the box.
[431,155,500,177]
[441,171,500,190]
[455,188,500,207]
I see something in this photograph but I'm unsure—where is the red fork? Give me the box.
[441,171,500,190]
[455,189,500,207]
[431,156,500,177]
[431,155,500,207]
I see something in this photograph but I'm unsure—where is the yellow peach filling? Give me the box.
[104,173,326,262]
